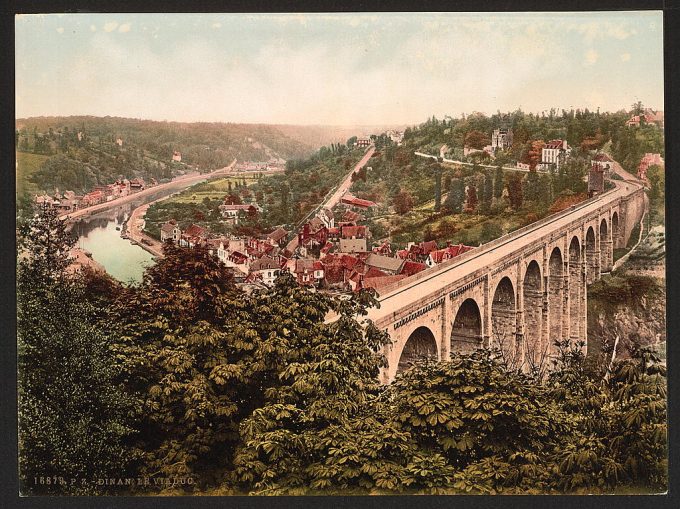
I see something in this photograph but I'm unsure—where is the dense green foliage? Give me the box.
[15,116,317,219]
[17,210,667,494]
[17,207,137,495]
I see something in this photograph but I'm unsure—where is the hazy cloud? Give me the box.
[15,12,664,124]
[56,27,64,34]
[585,49,599,65]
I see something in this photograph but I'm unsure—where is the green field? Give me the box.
[16,151,49,197]
[168,176,259,204]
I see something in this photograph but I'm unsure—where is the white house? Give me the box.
[540,139,571,170]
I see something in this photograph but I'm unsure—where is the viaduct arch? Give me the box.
[368,175,646,383]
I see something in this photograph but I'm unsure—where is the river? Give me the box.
[70,184,197,284]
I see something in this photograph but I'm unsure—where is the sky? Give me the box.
[15,12,664,125]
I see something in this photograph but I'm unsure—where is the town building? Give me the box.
[289,259,324,287]
[116,138,123,147]
[588,164,605,197]
[172,151,182,162]
[355,137,371,148]
[425,244,473,268]
[626,109,664,128]
[160,220,182,243]
[364,253,405,275]
[249,255,282,286]
[540,139,571,170]
[637,153,664,181]
[179,224,209,248]
[317,207,335,229]
[386,130,405,145]
[266,227,289,247]
[129,178,145,191]
[341,195,377,210]
[491,128,513,152]
[591,153,614,177]
[219,203,259,225]
[339,238,367,253]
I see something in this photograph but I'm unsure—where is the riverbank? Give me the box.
[68,247,107,274]
[60,159,237,222]
[125,200,165,258]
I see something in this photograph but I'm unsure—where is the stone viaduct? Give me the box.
[366,177,647,383]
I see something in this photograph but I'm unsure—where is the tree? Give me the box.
[481,171,493,214]
[527,140,545,171]
[444,178,465,214]
[507,173,524,210]
[646,165,664,201]
[493,165,504,199]
[232,279,388,494]
[524,169,541,203]
[465,183,478,213]
[17,206,136,494]
[464,130,490,150]
[116,243,241,486]
[631,101,644,115]
[393,190,414,214]
[433,164,443,212]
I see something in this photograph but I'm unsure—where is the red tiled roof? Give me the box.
[544,140,566,150]
[323,263,345,284]
[321,241,335,254]
[341,225,367,239]
[400,260,428,277]
[364,267,388,278]
[429,244,473,264]
[341,196,377,208]
[183,224,207,238]
[419,240,438,255]
[267,227,288,242]
[342,210,360,222]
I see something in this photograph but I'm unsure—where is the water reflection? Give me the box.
[70,182,205,284]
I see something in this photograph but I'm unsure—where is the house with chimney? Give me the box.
[540,140,571,170]
[160,220,182,243]
[637,153,664,181]
[591,153,614,177]
[588,164,605,197]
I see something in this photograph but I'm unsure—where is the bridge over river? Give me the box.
[366,169,647,383]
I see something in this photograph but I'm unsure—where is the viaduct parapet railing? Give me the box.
[367,179,645,336]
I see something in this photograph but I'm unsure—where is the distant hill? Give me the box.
[274,124,410,148]
[14,116,409,204]
[14,116,321,205]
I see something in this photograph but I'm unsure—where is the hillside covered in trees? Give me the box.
[15,116,320,210]
[349,104,662,247]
